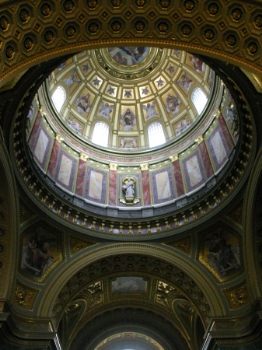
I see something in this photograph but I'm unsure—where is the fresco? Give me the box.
[108,47,150,66]
[112,276,147,294]
[21,225,62,279]
[120,107,137,131]
[188,55,206,74]
[67,116,83,135]
[200,229,241,279]
[119,137,138,148]
[97,101,114,120]
[142,101,159,120]
[177,73,194,93]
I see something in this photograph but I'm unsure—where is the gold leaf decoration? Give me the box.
[70,236,95,254]
[165,236,191,255]
[224,283,249,310]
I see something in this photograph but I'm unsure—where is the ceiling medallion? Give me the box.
[96,47,163,79]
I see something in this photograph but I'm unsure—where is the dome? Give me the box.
[23,47,242,238]
[45,47,213,150]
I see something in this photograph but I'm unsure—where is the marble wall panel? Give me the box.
[207,126,230,171]
[75,159,87,196]
[141,170,151,206]
[54,150,77,192]
[109,170,117,206]
[85,167,107,204]
[199,141,214,178]
[47,140,61,178]
[182,150,206,192]
[32,126,52,170]
[172,160,185,197]
[218,114,234,150]
[151,167,176,204]
[28,112,43,151]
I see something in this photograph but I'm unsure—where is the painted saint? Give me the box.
[177,74,193,93]
[165,94,181,115]
[120,108,136,131]
[76,93,91,114]
[190,56,206,73]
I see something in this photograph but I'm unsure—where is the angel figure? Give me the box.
[98,101,114,120]
[142,102,158,119]
[63,69,81,88]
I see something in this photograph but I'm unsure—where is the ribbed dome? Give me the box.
[46,47,214,150]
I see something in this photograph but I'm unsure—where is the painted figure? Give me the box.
[98,101,114,120]
[142,102,158,119]
[76,93,91,114]
[21,234,56,276]
[190,56,206,73]
[120,108,136,131]
[165,94,181,115]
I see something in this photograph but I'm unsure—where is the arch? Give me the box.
[244,148,262,302]
[0,136,19,300]
[0,1,262,89]
[39,244,226,321]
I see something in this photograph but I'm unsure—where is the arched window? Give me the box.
[148,122,166,148]
[51,85,66,113]
[92,122,109,147]
[191,87,208,115]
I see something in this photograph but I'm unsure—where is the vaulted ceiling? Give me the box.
[1,1,262,350]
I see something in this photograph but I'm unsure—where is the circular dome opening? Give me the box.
[23,47,241,234]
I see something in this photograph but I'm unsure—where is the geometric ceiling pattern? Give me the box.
[1,1,262,350]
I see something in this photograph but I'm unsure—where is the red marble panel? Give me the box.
[172,160,185,197]
[109,170,117,206]
[47,140,60,178]
[141,170,151,206]
[75,159,86,196]
[199,141,214,178]
[28,112,42,150]
[218,114,234,150]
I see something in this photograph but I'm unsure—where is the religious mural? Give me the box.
[189,55,206,74]
[174,117,191,136]
[63,69,81,89]
[108,47,150,66]
[177,73,194,93]
[120,107,137,131]
[199,228,241,280]
[119,137,138,148]
[67,116,83,135]
[97,101,114,120]
[165,92,181,116]
[20,225,62,279]
[75,92,92,115]
[112,277,147,294]
[142,101,159,120]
